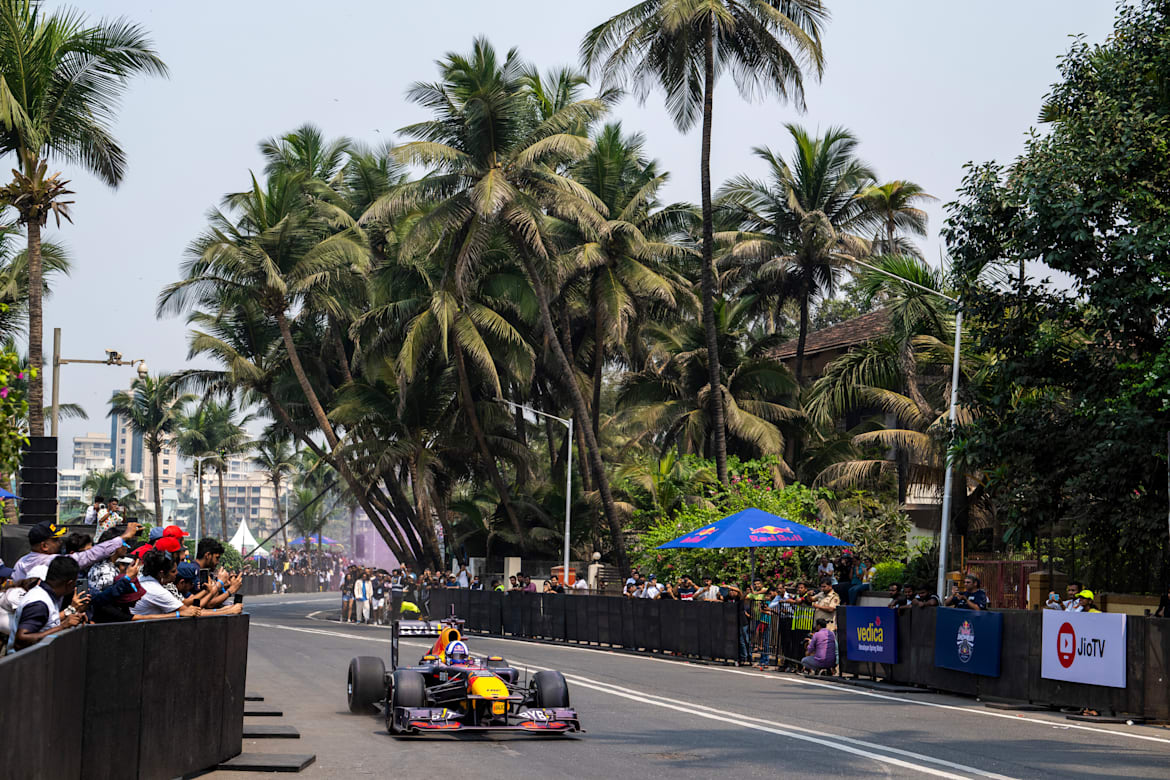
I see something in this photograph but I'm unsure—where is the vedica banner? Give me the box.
[933,608,1003,677]
[1040,610,1127,688]
[845,607,897,664]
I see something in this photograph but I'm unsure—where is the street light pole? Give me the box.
[496,398,573,585]
[50,326,148,436]
[192,455,214,544]
[845,258,962,600]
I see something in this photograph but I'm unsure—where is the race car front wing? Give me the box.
[390,706,581,734]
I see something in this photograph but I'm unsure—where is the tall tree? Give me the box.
[201,400,254,540]
[0,0,166,433]
[858,180,934,257]
[108,374,192,525]
[252,429,297,549]
[583,0,827,483]
[369,38,636,573]
[718,125,875,385]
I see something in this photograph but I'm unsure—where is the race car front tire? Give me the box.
[392,669,427,709]
[532,670,570,708]
[348,656,386,713]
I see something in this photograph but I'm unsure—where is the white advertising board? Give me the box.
[1040,610,1127,688]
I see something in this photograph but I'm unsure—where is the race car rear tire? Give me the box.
[532,670,570,708]
[348,656,385,713]
[392,669,427,709]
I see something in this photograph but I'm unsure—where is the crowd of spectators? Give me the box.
[0,521,245,654]
[240,547,346,592]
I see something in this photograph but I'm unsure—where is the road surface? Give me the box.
[208,593,1170,779]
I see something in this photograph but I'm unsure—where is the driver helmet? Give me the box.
[446,640,471,665]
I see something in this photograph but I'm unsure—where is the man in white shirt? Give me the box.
[354,569,372,624]
[84,495,105,525]
[456,564,470,588]
[572,575,589,592]
[695,576,721,601]
[1064,581,1085,612]
[641,575,662,599]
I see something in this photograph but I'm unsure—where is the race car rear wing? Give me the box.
[390,616,465,670]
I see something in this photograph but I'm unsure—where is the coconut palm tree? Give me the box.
[717,125,876,385]
[618,296,802,464]
[583,0,827,484]
[0,0,166,433]
[108,375,193,525]
[252,429,297,549]
[201,400,255,540]
[367,38,636,573]
[858,180,935,257]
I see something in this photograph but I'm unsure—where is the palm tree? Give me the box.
[252,429,297,549]
[583,0,827,484]
[370,38,636,573]
[0,0,166,433]
[858,180,935,257]
[108,374,192,526]
[618,296,801,464]
[289,486,328,553]
[0,224,70,341]
[718,125,876,385]
[202,400,255,540]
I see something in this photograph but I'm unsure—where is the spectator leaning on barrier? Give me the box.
[913,583,940,608]
[801,618,837,675]
[945,574,989,611]
[812,578,840,629]
[677,575,696,600]
[1076,590,1102,613]
[8,558,87,652]
[1064,582,1083,612]
[12,520,142,580]
[885,582,906,609]
[696,576,721,601]
[84,494,104,525]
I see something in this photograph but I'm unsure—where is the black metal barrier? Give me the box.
[0,614,249,779]
[240,573,338,596]
[837,606,1170,721]
[427,590,740,662]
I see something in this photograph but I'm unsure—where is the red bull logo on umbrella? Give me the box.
[750,525,792,535]
[695,527,718,536]
[748,524,802,542]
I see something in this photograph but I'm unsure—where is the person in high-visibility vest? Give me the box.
[491,579,504,592]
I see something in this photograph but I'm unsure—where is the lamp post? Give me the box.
[191,454,216,544]
[496,398,574,585]
[845,258,963,601]
[50,327,148,437]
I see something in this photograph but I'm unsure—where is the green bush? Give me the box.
[870,561,905,591]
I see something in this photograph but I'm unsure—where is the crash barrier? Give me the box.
[0,614,250,779]
[747,599,818,666]
[837,606,1170,721]
[427,590,741,662]
[240,572,338,595]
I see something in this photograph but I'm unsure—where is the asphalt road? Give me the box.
[207,593,1170,779]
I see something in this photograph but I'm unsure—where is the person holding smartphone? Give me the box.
[945,574,989,611]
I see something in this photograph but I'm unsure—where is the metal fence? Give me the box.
[966,559,1040,610]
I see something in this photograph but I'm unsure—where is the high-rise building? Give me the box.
[72,432,112,472]
[109,410,181,506]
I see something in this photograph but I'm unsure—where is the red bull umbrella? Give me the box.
[655,507,851,549]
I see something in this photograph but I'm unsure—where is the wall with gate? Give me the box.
[428,590,740,662]
[838,606,1170,721]
[0,614,249,779]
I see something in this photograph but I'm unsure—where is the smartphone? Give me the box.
[233,593,244,605]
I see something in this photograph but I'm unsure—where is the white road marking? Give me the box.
[251,622,1010,778]
[308,614,1170,749]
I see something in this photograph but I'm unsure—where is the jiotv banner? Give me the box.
[1040,610,1126,688]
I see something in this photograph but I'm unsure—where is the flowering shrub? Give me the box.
[0,348,30,486]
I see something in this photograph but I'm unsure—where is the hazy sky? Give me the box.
[41,1,1116,468]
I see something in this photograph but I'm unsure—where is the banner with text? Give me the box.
[1041,610,1127,688]
[845,606,897,664]
[933,608,1003,677]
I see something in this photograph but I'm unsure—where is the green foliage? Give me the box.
[870,561,905,591]
[816,493,910,563]
[218,543,244,572]
[0,346,29,480]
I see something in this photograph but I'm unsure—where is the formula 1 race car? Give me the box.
[346,617,581,736]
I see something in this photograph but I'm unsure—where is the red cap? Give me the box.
[130,544,154,558]
[163,525,189,538]
[155,536,182,554]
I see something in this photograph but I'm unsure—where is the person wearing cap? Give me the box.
[1077,590,1102,613]
[91,557,200,623]
[7,557,87,652]
[641,575,662,599]
[132,551,242,618]
[11,519,142,581]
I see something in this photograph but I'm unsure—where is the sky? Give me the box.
[40,0,1117,468]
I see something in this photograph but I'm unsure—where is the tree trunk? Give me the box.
[407,457,443,568]
[328,316,354,385]
[795,293,810,385]
[274,477,288,549]
[26,220,44,436]
[217,466,228,539]
[197,461,205,538]
[591,283,604,444]
[453,346,525,545]
[557,306,593,493]
[275,308,340,449]
[151,447,163,524]
[700,23,729,486]
[519,253,630,575]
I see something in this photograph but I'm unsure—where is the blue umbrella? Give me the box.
[656,507,850,581]
[0,487,18,500]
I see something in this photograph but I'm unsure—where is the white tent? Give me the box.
[228,518,268,558]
